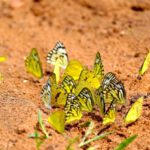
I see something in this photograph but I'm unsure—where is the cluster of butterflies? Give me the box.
[25,41,146,126]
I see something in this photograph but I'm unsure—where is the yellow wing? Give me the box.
[78,69,100,89]
[101,72,126,104]
[63,60,83,81]
[48,110,65,133]
[139,51,150,76]
[64,93,82,124]
[77,87,94,112]
[103,102,116,125]
[93,52,104,80]
[61,75,76,93]
[125,97,143,124]
[55,75,76,106]
[25,48,43,79]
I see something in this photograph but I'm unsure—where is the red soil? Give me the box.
[0,0,150,150]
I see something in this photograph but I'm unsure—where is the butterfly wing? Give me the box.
[48,110,65,133]
[61,75,76,93]
[41,78,51,109]
[63,60,83,81]
[95,86,105,115]
[77,87,94,112]
[125,97,143,124]
[78,69,100,89]
[47,41,68,69]
[93,52,104,80]
[55,75,76,106]
[64,93,82,124]
[102,101,116,125]
[139,51,150,76]
[25,48,43,78]
[102,72,126,104]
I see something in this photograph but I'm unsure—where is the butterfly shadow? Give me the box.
[65,122,80,131]
[87,112,103,122]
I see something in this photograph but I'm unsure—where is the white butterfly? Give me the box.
[47,41,68,69]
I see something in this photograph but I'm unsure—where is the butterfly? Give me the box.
[138,51,150,77]
[64,93,82,124]
[77,87,94,112]
[48,110,65,133]
[77,69,100,90]
[61,75,76,94]
[41,77,51,109]
[25,48,43,78]
[101,72,126,104]
[63,60,83,81]
[47,41,68,69]
[95,86,105,115]
[55,75,76,106]
[93,52,104,80]
[125,97,143,124]
[102,101,116,125]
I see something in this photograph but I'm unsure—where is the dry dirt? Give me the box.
[0,0,150,150]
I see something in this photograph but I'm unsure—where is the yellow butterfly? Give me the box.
[47,42,69,83]
[93,52,104,80]
[139,51,150,76]
[48,110,65,133]
[77,69,100,90]
[101,72,126,104]
[55,75,76,106]
[61,75,76,94]
[102,101,116,125]
[64,93,82,124]
[77,87,94,112]
[125,97,143,124]
[63,60,83,81]
[25,48,43,78]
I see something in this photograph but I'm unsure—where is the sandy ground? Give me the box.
[0,0,150,149]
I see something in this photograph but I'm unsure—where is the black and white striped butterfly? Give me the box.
[47,41,68,69]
